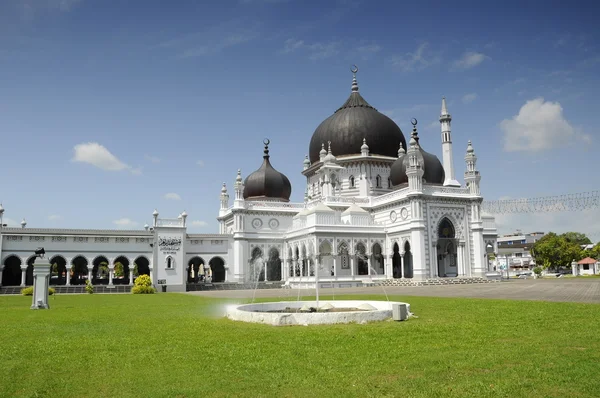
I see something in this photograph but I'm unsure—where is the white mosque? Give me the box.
[0,69,498,292]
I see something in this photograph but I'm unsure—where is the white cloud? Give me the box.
[390,42,441,72]
[282,38,340,60]
[113,218,138,228]
[500,97,590,152]
[144,154,160,163]
[191,220,208,227]
[164,193,181,200]
[72,142,140,174]
[453,52,488,69]
[48,215,61,221]
[158,20,260,58]
[196,160,205,167]
[462,93,478,104]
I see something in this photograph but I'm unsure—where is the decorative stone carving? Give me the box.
[268,218,279,229]
[429,206,465,239]
[95,237,109,243]
[51,236,66,242]
[116,237,130,243]
[29,236,45,242]
[251,218,263,229]
[74,237,89,243]
[389,210,397,223]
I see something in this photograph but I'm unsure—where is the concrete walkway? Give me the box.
[187,278,600,304]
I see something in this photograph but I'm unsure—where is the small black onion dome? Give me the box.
[390,122,445,185]
[243,139,292,201]
[308,69,407,163]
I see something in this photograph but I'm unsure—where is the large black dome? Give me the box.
[309,73,407,163]
[390,129,445,186]
[243,140,292,201]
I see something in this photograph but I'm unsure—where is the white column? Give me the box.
[457,243,464,276]
[430,241,436,278]
[21,267,27,286]
[0,266,3,287]
[350,254,355,277]
[367,254,371,276]
[129,271,134,285]
[108,268,114,285]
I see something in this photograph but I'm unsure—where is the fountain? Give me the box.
[225,252,411,326]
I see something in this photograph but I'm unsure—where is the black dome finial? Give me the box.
[263,138,270,158]
[351,64,359,92]
[410,118,419,143]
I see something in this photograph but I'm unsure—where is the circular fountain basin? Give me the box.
[225,300,411,326]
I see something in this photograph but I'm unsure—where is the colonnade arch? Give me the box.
[208,257,226,282]
[50,255,68,285]
[1,255,22,286]
[187,256,205,283]
[436,217,458,277]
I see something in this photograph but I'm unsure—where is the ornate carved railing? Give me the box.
[245,201,305,210]
[156,218,184,227]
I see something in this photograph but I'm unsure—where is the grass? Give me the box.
[1,293,600,398]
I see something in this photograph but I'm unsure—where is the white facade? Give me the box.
[0,94,498,291]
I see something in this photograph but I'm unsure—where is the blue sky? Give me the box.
[0,0,599,238]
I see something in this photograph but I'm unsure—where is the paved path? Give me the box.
[187,278,600,304]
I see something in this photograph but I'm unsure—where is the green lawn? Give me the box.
[1,293,599,398]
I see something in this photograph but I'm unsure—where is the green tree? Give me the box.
[531,232,582,272]
[114,262,124,278]
[560,232,591,246]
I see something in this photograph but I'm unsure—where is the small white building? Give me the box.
[0,69,498,292]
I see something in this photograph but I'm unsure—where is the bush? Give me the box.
[85,279,94,294]
[21,287,55,296]
[132,274,155,294]
[533,267,543,277]
[134,274,152,287]
[132,285,156,294]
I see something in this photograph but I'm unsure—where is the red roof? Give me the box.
[578,257,597,264]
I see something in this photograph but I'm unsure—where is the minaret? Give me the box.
[361,138,369,156]
[233,169,244,209]
[464,140,481,196]
[440,97,460,187]
[152,209,159,227]
[404,120,424,193]
[220,183,229,211]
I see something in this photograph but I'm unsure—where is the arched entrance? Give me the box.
[113,256,130,285]
[356,242,368,275]
[25,256,36,286]
[266,248,282,281]
[133,256,151,279]
[249,247,264,282]
[92,256,110,285]
[371,243,384,276]
[50,255,68,285]
[318,241,333,277]
[209,257,226,282]
[2,255,22,286]
[392,243,402,278]
[71,256,89,285]
[403,241,413,278]
[187,256,205,283]
[437,217,457,277]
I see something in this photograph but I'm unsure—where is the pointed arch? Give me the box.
[267,247,282,281]
[1,255,22,286]
[438,217,456,239]
[375,174,382,188]
[70,255,89,285]
[25,256,37,286]
[49,255,68,286]
[133,256,150,279]
[392,242,402,278]
[403,241,413,278]
[113,256,130,285]
[250,246,265,281]
[188,256,205,283]
[371,242,384,275]
[356,242,367,275]
[209,256,226,282]
[349,175,355,188]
